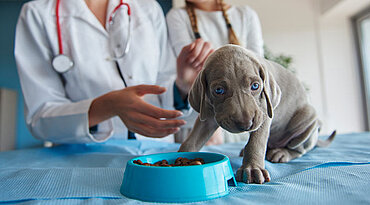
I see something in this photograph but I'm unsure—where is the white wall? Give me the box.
[318,0,370,133]
[320,0,343,14]
[172,0,370,134]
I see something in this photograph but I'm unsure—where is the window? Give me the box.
[353,7,370,130]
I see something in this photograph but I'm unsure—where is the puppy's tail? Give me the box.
[316,130,336,147]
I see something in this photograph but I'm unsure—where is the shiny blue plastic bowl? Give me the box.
[120,152,237,203]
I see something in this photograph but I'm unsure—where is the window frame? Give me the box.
[352,6,370,131]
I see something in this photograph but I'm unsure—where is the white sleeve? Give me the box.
[14,4,113,144]
[166,8,194,57]
[245,7,264,57]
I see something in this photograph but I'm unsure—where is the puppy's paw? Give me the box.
[236,165,270,184]
[266,148,299,163]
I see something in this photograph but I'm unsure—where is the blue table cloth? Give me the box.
[0,132,369,204]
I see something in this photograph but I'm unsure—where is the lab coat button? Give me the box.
[129,76,132,79]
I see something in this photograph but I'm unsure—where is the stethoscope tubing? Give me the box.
[108,1,131,61]
[53,0,131,73]
[56,0,63,55]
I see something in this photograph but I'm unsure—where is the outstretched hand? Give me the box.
[176,39,214,97]
[89,85,186,138]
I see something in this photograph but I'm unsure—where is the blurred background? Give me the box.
[0,0,369,151]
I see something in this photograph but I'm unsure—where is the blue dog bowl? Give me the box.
[120,152,237,203]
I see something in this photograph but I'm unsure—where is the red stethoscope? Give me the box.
[52,0,132,73]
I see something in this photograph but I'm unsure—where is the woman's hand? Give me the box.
[176,39,214,98]
[89,85,186,138]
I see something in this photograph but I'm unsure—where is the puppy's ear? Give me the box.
[258,61,281,119]
[188,70,214,121]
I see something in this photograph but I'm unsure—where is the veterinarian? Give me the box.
[14,0,195,144]
[166,0,264,143]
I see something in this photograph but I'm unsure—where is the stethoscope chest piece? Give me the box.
[53,0,130,73]
[52,54,74,73]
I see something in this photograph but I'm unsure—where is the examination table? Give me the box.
[0,132,369,204]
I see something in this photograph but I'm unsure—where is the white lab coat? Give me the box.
[14,0,177,143]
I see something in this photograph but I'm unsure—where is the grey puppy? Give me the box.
[179,45,335,184]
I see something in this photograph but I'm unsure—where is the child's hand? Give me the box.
[176,39,214,97]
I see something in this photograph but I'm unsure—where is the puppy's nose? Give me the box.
[236,119,253,131]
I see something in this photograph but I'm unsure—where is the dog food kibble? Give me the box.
[133,157,205,167]
[190,161,202,165]
[134,159,144,165]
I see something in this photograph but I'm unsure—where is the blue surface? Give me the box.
[121,152,236,202]
[0,132,369,204]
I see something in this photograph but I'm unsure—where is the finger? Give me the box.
[137,127,180,138]
[180,41,196,56]
[132,85,166,96]
[207,48,215,57]
[195,64,203,72]
[128,121,180,138]
[192,42,212,67]
[136,101,183,119]
[194,48,214,69]
[189,41,196,50]
[187,39,205,63]
[131,112,186,128]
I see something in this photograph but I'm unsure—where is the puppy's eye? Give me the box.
[251,83,259,91]
[214,87,225,95]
